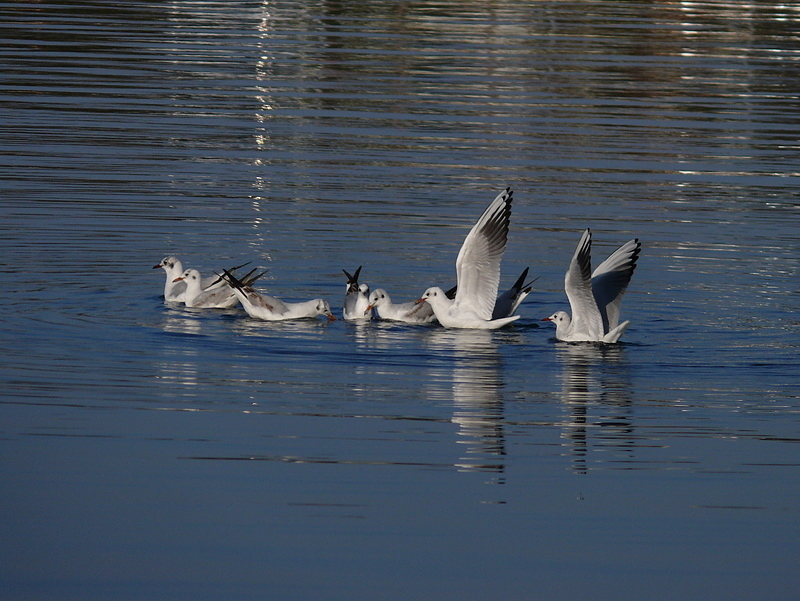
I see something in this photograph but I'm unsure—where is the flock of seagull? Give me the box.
[154,187,642,343]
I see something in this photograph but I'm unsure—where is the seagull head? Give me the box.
[542,311,570,331]
[155,256,181,272]
[417,287,445,306]
[316,299,336,321]
[366,289,388,313]
[173,269,201,287]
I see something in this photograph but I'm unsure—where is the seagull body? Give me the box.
[418,187,521,330]
[154,256,230,303]
[220,270,335,321]
[366,289,438,324]
[492,267,534,319]
[153,256,188,302]
[543,229,641,343]
[343,266,372,321]
[173,268,239,308]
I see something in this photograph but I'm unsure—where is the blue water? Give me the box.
[1,2,799,600]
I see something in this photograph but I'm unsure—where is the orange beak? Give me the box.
[172,276,184,283]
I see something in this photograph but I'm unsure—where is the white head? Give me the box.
[173,268,203,291]
[418,287,448,309]
[154,256,183,276]
[358,283,370,297]
[155,257,186,301]
[542,311,571,334]
[366,288,389,312]
[315,299,336,321]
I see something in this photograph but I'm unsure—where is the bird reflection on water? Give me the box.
[553,342,634,474]
[425,329,509,481]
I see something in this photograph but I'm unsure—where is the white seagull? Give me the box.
[366,285,457,324]
[342,266,372,321]
[417,187,521,330]
[153,256,243,303]
[153,256,189,302]
[542,228,641,343]
[367,288,434,323]
[174,266,260,309]
[219,269,335,321]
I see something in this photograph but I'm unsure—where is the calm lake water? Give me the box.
[2,1,799,600]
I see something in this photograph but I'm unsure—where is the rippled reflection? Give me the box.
[553,343,633,474]
[425,329,506,480]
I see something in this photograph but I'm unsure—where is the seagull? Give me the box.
[417,187,521,329]
[174,265,261,309]
[342,266,372,321]
[542,228,641,343]
[153,256,245,303]
[492,267,536,319]
[219,269,335,321]
[366,285,458,324]
[153,256,187,302]
[366,289,437,324]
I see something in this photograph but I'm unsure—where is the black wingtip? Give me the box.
[210,261,254,288]
[343,266,362,284]
[512,267,530,291]
[521,275,540,294]
[245,269,268,287]
[343,266,362,285]
[230,260,251,272]
[576,229,593,281]
[219,268,245,290]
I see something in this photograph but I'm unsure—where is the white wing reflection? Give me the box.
[554,343,634,474]
[426,329,507,481]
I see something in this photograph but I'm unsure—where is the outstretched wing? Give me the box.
[592,237,641,332]
[564,229,604,339]
[453,187,512,320]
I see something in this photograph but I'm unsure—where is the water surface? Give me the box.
[1,2,799,600]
